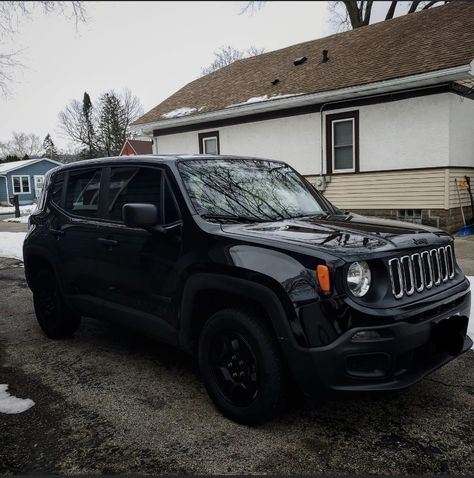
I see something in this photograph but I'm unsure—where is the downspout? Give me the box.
[0,175,10,205]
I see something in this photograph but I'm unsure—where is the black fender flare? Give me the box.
[178,273,299,354]
[23,244,61,290]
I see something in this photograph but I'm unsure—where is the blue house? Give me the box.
[0,158,61,206]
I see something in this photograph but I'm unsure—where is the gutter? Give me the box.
[131,61,474,134]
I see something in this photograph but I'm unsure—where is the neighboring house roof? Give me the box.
[0,158,61,175]
[119,139,153,155]
[133,1,474,128]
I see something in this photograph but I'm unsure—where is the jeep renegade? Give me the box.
[23,155,472,423]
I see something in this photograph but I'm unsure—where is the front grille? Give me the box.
[388,245,455,299]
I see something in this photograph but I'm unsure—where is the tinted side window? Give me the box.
[65,168,102,218]
[51,172,65,206]
[164,180,180,224]
[107,167,162,223]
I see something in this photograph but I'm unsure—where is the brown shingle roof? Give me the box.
[134,2,474,126]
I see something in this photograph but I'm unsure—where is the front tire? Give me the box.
[32,269,81,339]
[198,308,287,424]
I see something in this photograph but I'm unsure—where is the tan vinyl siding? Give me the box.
[448,168,474,209]
[314,169,447,210]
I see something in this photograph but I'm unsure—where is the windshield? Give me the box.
[178,158,330,222]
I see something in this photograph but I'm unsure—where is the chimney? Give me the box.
[322,49,329,63]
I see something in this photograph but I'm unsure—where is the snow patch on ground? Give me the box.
[0,384,35,414]
[0,232,26,260]
[0,205,36,215]
[226,93,304,109]
[3,215,29,224]
[161,107,197,119]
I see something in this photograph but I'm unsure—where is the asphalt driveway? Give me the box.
[0,255,473,474]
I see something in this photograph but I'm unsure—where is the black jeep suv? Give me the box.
[24,155,471,423]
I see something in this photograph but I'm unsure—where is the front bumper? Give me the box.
[283,280,471,396]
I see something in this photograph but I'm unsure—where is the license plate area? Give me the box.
[432,314,468,356]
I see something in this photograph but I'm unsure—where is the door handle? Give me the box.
[49,228,65,237]
[97,237,119,247]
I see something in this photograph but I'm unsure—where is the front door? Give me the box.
[34,175,45,200]
[96,165,182,341]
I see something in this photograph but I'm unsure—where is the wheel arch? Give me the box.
[178,273,300,355]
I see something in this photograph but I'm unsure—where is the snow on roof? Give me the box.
[0,158,59,175]
[161,107,198,119]
[226,93,304,109]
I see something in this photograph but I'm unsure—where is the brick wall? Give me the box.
[350,206,473,233]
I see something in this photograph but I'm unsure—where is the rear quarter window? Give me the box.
[65,168,102,218]
[50,172,65,207]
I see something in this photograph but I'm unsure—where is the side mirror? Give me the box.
[122,203,160,228]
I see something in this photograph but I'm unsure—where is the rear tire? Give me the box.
[32,269,81,339]
[198,308,287,424]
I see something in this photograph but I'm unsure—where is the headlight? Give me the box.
[347,261,371,297]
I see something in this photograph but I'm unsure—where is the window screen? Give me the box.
[107,167,162,223]
[65,168,102,218]
[333,119,354,171]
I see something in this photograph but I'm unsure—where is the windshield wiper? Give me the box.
[201,214,267,223]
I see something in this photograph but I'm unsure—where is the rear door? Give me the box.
[50,166,106,318]
[95,165,183,342]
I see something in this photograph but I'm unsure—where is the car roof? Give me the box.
[54,154,287,171]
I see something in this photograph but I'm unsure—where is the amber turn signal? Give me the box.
[316,265,331,294]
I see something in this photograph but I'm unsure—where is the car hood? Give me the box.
[220,213,451,256]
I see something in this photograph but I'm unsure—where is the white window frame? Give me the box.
[331,118,355,173]
[202,136,218,155]
[11,175,31,194]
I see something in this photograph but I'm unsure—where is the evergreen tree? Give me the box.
[97,91,127,156]
[83,92,97,159]
[22,154,29,160]
[42,133,58,159]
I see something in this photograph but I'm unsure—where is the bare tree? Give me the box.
[242,1,449,31]
[0,1,87,95]
[58,89,143,158]
[201,45,265,76]
[0,132,43,158]
[121,88,144,134]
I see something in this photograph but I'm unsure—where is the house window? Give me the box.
[12,175,31,194]
[398,209,422,224]
[199,131,220,155]
[326,111,359,174]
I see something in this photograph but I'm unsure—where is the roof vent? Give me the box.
[271,79,280,85]
[293,56,307,66]
[322,49,329,63]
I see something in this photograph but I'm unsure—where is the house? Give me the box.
[119,139,153,156]
[131,2,474,232]
[0,158,61,206]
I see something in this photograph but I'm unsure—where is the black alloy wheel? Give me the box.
[199,308,287,424]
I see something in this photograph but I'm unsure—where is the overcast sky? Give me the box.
[0,1,398,151]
